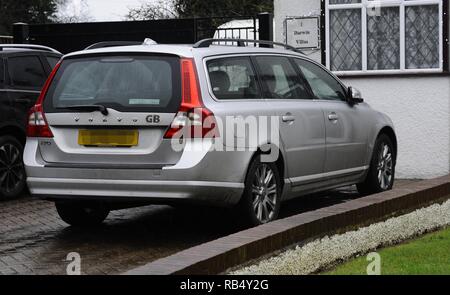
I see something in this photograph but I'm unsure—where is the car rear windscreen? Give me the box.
[44,55,181,113]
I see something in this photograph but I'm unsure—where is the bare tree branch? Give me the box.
[54,0,94,23]
[126,0,273,21]
[126,0,178,21]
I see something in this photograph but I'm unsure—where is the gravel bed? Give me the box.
[229,199,450,275]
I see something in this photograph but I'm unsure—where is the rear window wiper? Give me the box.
[57,105,109,116]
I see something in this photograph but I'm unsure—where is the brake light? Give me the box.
[26,62,61,138]
[164,58,219,139]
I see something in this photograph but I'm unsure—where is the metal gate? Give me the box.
[13,14,272,54]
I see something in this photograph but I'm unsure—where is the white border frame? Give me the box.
[326,0,443,76]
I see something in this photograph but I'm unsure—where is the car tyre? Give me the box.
[238,155,282,226]
[55,202,110,227]
[357,134,395,195]
[0,136,27,200]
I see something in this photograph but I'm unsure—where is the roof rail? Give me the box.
[85,41,143,50]
[193,38,304,54]
[0,44,61,54]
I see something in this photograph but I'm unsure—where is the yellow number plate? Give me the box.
[78,130,139,147]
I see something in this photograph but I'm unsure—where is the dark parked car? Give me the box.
[0,44,62,199]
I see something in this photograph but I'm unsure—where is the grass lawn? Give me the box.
[325,227,450,275]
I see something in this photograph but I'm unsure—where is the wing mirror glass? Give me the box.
[347,86,364,104]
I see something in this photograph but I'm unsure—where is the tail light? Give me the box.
[26,62,61,138]
[164,58,219,139]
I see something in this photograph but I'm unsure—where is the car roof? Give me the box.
[63,43,306,60]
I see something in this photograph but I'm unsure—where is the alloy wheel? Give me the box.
[377,142,393,190]
[251,164,278,223]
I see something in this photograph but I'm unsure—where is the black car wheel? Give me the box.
[0,136,26,200]
[55,202,110,227]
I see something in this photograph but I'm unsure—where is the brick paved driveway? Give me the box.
[0,180,415,275]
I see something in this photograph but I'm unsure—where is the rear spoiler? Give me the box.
[85,41,143,50]
[85,39,158,50]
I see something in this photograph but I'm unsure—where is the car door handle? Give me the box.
[328,113,339,121]
[282,114,296,123]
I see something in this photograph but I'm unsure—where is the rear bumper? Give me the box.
[27,177,244,206]
[24,139,252,206]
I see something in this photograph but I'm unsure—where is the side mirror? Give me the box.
[347,86,364,104]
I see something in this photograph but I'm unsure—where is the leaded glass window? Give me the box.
[367,7,400,70]
[405,5,440,69]
[330,9,362,71]
[327,0,443,73]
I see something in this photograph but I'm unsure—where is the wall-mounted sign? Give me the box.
[285,17,320,50]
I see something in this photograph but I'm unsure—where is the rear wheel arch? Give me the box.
[247,144,286,188]
[0,125,26,146]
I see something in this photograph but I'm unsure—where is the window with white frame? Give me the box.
[326,0,443,74]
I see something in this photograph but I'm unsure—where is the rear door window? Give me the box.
[207,57,261,100]
[254,56,311,100]
[45,55,181,113]
[293,58,347,101]
[8,56,47,88]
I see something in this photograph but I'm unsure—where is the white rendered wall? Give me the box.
[341,76,450,179]
[275,0,450,178]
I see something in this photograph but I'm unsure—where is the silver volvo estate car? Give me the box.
[24,39,397,226]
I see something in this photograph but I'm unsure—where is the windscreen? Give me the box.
[44,55,181,113]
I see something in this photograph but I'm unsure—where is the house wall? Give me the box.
[274,0,450,179]
[342,76,450,179]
